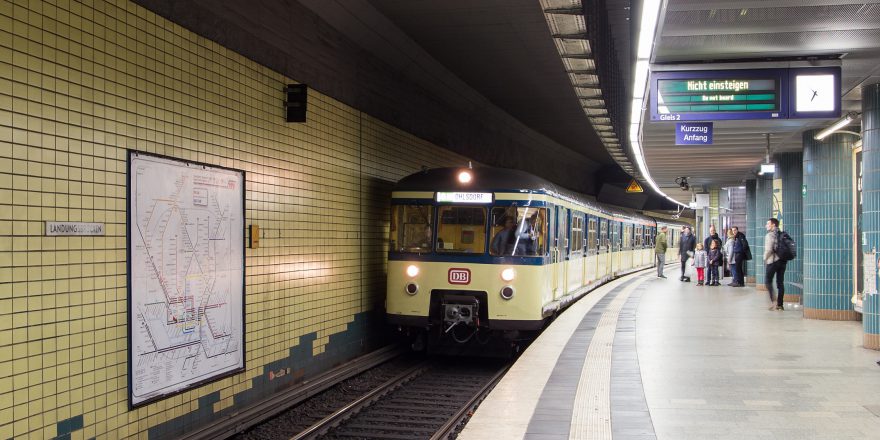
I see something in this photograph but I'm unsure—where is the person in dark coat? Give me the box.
[678,226,696,281]
[703,224,722,253]
[729,226,750,286]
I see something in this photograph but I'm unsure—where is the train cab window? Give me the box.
[436,206,487,254]
[390,204,435,253]
[489,206,547,256]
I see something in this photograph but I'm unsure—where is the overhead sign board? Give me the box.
[436,192,493,204]
[675,122,713,145]
[650,67,840,122]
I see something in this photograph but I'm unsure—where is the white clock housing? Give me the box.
[795,74,835,112]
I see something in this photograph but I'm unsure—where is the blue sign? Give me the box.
[675,122,713,145]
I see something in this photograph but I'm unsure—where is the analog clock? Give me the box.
[795,74,835,112]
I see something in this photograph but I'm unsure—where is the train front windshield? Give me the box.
[390,203,546,256]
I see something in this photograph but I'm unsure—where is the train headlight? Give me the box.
[406,265,420,278]
[500,267,516,282]
[500,286,515,300]
[405,282,419,295]
[458,170,472,183]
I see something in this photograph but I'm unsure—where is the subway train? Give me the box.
[385,166,689,353]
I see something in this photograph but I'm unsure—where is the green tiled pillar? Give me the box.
[755,174,773,291]
[746,179,757,285]
[777,152,803,301]
[863,83,880,348]
[803,129,859,320]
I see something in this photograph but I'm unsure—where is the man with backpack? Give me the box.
[764,217,796,311]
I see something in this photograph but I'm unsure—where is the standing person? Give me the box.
[703,225,722,254]
[723,229,735,282]
[764,218,787,311]
[729,226,750,287]
[678,226,696,282]
[707,240,722,286]
[655,226,668,278]
[693,243,707,286]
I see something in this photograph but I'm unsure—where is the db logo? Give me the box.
[448,268,471,285]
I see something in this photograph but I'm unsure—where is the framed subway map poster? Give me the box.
[127,151,245,408]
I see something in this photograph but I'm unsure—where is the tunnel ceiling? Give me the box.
[367,0,618,167]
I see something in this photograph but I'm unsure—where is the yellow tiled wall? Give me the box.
[0,0,471,438]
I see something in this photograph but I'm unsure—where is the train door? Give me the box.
[549,206,558,295]
[597,218,608,278]
[611,221,621,274]
[556,206,568,299]
[586,216,598,283]
[569,212,585,291]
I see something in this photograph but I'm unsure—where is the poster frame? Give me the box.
[126,150,246,409]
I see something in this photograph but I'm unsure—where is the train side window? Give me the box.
[436,206,487,254]
[390,204,434,253]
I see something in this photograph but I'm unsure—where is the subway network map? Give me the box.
[128,153,244,406]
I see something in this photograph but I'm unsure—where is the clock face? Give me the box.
[795,74,835,112]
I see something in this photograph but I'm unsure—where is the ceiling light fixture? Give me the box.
[814,111,860,140]
[629,0,687,207]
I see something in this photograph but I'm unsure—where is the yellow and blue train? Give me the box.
[386,166,687,352]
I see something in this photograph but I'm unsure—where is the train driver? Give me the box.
[491,216,517,255]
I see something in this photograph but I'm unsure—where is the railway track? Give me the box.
[292,358,510,440]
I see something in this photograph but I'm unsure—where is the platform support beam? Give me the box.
[777,152,804,301]
[803,129,859,321]
[862,82,880,348]
[745,179,758,285]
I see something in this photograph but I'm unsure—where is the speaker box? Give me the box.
[285,84,307,122]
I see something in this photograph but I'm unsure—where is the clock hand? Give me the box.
[811,89,818,102]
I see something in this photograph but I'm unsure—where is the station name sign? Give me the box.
[650,67,840,121]
[436,192,493,204]
[45,221,105,236]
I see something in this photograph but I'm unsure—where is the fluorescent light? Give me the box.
[814,112,858,140]
[628,0,688,208]
[636,0,663,59]
[632,60,650,99]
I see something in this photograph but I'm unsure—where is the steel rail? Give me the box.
[429,363,511,440]
[290,362,430,440]
[177,344,404,440]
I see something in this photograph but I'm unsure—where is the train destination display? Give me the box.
[652,73,781,121]
[650,67,841,122]
[127,152,245,407]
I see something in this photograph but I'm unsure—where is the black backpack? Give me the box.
[774,231,797,261]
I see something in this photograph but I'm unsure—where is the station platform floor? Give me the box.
[460,267,880,440]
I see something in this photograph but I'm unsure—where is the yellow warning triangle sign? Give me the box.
[626,179,644,193]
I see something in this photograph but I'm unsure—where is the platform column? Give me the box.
[862,82,880,348]
[754,174,773,291]
[745,179,757,285]
[777,152,804,302]
[803,129,859,320]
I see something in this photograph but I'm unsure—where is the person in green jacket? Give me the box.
[655,226,668,278]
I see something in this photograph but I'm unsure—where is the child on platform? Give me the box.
[692,242,707,286]
[707,240,722,286]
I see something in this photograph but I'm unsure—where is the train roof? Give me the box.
[394,167,655,225]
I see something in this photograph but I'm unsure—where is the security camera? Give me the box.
[675,176,689,191]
